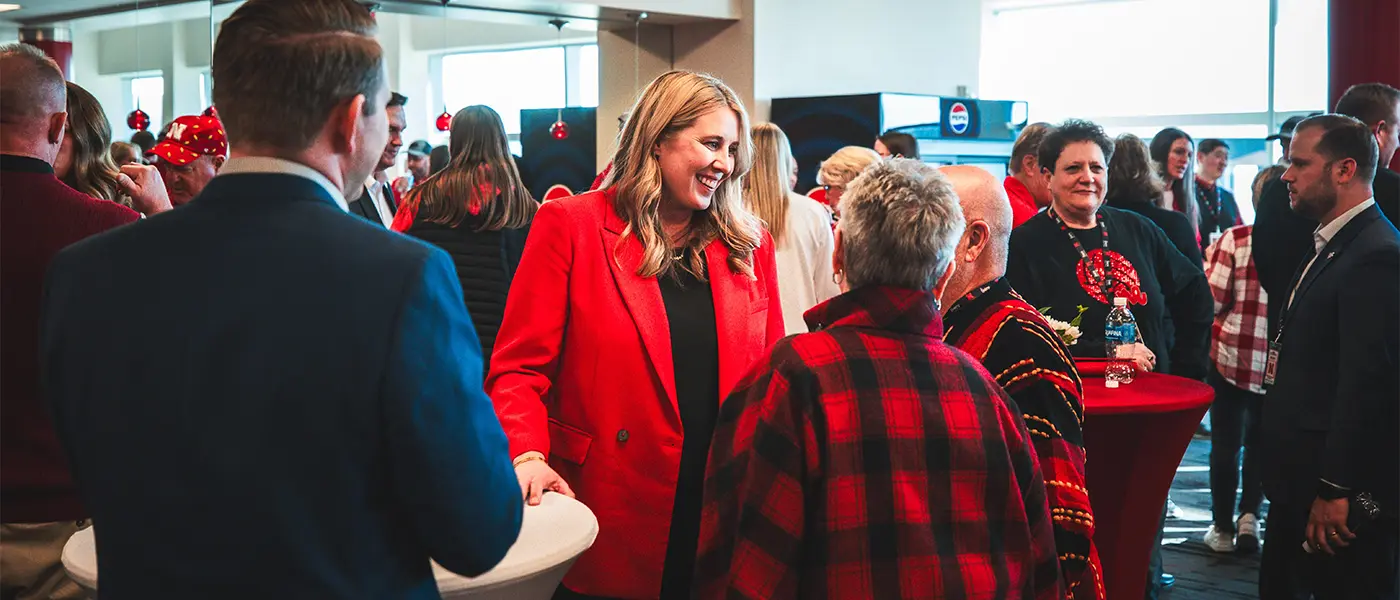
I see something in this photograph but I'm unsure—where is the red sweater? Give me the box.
[1005,175,1040,228]
[1,154,140,522]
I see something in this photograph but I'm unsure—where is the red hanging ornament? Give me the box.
[436,109,452,132]
[126,108,151,131]
[550,119,569,140]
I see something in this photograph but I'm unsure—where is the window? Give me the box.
[128,75,164,133]
[981,0,1272,123]
[437,43,599,153]
[199,71,213,112]
[577,44,599,108]
[1273,0,1328,112]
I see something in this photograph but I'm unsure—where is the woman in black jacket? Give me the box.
[1108,134,1203,267]
[392,105,538,371]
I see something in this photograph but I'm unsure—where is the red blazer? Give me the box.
[487,189,785,598]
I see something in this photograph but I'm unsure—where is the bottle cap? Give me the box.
[1105,379,1120,389]
[1113,297,1127,307]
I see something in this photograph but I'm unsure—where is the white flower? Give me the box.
[1042,317,1082,346]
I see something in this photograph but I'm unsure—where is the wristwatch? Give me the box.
[1317,479,1351,501]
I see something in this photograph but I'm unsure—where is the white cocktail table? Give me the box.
[62,493,598,599]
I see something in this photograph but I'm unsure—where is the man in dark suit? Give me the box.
[1257,114,1400,599]
[348,91,406,226]
[1254,83,1400,336]
[40,1,522,598]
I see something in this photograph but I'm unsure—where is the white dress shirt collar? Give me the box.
[1312,197,1375,253]
[219,157,349,212]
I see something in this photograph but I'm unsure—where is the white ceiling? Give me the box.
[2,0,157,24]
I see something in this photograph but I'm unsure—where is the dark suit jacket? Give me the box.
[1258,204,1400,510]
[348,179,399,226]
[41,172,522,599]
[1254,168,1399,334]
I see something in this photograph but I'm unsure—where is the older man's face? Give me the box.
[157,154,223,205]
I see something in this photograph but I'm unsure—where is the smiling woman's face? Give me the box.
[655,107,740,217]
[1048,140,1108,224]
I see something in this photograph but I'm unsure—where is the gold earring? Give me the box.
[832,270,845,285]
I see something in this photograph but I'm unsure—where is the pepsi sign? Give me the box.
[940,98,981,138]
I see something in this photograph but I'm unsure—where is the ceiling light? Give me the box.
[0,5,22,13]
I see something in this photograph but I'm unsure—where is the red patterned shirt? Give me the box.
[1204,225,1269,393]
[695,286,1062,600]
[943,278,1104,600]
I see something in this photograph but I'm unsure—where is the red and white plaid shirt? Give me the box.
[1204,225,1269,393]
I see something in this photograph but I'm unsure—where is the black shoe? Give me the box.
[1161,573,1175,589]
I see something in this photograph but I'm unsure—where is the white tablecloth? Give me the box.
[62,493,598,600]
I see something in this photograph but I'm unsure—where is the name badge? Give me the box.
[1263,342,1281,387]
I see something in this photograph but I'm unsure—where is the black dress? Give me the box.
[657,250,719,599]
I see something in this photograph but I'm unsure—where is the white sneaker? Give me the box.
[1204,524,1236,553]
[1236,513,1260,553]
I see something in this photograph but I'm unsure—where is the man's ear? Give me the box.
[333,94,369,155]
[964,220,991,263]
[1333,157,1358,185]
[47,112,67,145]
[212,155,226,170]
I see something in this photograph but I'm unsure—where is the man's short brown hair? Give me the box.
[1297,114,1380,183]
[211,0,384,151]
[1009,122,1051,174]
[1335,83,1400,129]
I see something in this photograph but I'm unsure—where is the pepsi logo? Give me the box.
[948,102,970,135]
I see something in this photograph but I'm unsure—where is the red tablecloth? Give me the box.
[1077,360,1213,600]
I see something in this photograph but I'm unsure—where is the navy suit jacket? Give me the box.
[1258,204,1400,510]
[41,172,522,599]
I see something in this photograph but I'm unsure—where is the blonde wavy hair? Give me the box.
[599,70,760,280]
[744,123,795,244]
[817,145,882,188]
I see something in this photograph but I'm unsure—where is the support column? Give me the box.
[20,27,73,80]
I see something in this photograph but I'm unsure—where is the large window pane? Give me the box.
[1273,0,1328,112]
[441,47,566,136]
[129,76,164,133]
[578,44,600,108]
[981,0,1270,122]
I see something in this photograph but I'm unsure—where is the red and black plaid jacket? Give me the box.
[943,277,1103,600]
[694,286,1062,600]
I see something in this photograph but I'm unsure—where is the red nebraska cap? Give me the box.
[150,115,227,166]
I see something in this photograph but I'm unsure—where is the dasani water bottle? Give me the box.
[1104,297,1137,387]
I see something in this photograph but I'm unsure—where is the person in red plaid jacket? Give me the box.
[938,166,1103,600]
[695,159,1062,600]
[1200,222,1270,554]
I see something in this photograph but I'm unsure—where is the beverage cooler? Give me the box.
[770,93,1030,193]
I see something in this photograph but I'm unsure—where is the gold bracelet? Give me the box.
[512,454,546,468]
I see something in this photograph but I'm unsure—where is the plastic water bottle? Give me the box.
[1104,297,1137,387]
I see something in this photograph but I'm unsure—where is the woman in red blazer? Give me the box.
[487,71,785,599]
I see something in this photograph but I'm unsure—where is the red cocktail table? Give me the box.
[1076,359,1213,600]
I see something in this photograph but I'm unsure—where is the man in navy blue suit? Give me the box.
[1257,114,1400,599]
[39,1,522,597]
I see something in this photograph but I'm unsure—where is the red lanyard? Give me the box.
[1047,208,1114,303]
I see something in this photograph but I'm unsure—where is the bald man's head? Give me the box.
[937,165,1014,305]
[942,165,1013,242]
[0,43,68,162]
